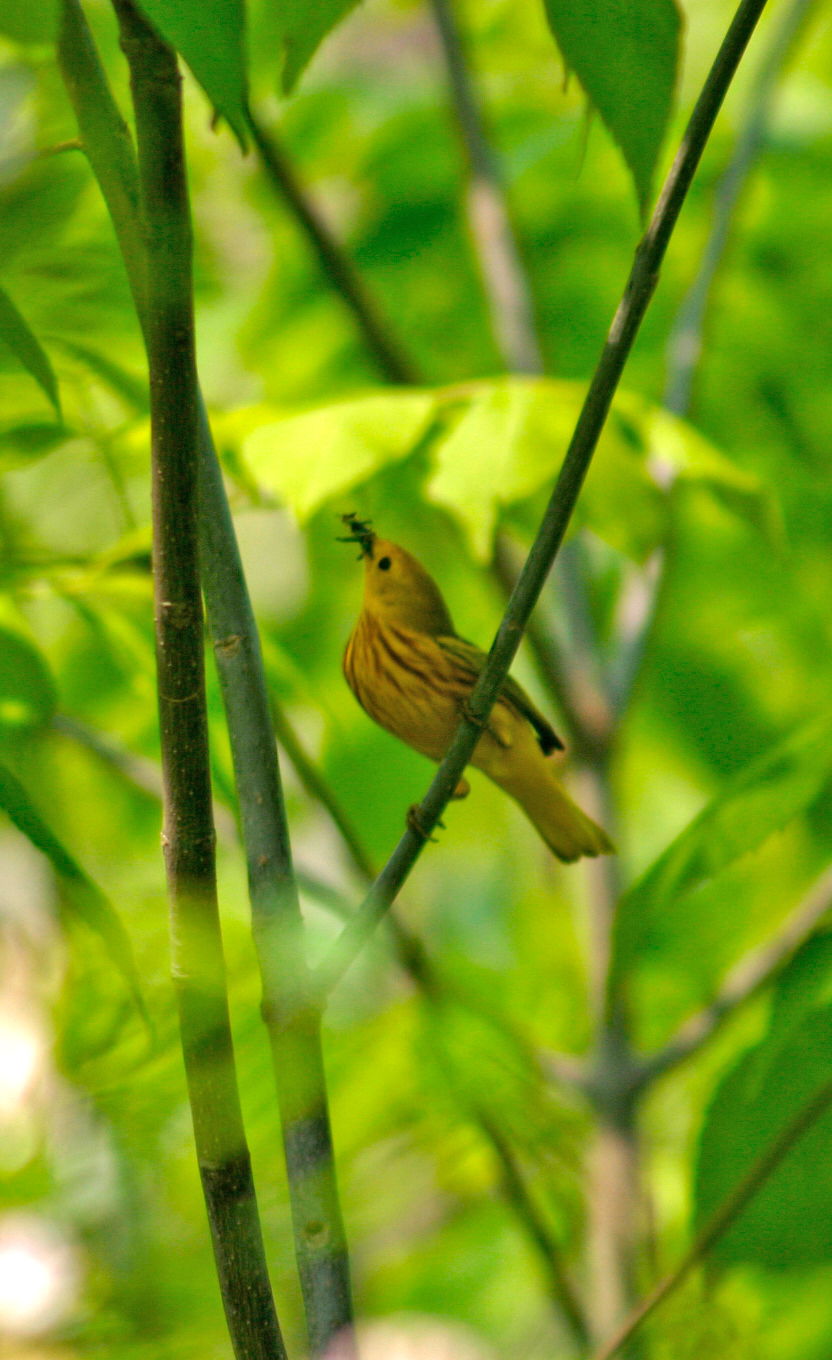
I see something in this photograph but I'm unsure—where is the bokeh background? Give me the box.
[2,0,832,1354]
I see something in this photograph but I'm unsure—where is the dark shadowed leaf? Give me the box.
[0,762,146,1021]
[133,0,248,146]
[542,0,681,213]
[695,1008,832,1270]
[0,283,60,413]
[0,615,57,733]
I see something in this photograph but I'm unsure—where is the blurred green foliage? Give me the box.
[1,0,832,1356]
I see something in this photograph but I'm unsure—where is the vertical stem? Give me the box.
[200,419,355,1358]
[429,0,544,373]
[107,4,286,1357]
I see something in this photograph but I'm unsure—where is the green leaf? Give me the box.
[242,392,438,519]
[427,378,666,562]
[0,604,57,733]
[272,0,362,94]
[54,339,149,413]
[542,0,680,213]
[0,0,56,43]
[0,283,60,413]
[0,423,71,472]
[695,1008,832,1270]
[614,715,832,973]
[133,0,248,147]
[637,401,783,548]
[0,761,146,1022]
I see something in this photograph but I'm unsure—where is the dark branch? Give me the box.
[106,4,287,1356]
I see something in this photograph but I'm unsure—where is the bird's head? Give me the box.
[339,515,455,636]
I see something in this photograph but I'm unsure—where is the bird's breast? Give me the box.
[344,614,465,762]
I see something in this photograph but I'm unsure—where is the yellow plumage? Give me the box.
[341,522,614,863]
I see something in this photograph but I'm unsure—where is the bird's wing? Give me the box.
[436,635,565,754]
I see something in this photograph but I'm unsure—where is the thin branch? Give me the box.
[591,1073,832,1360]
[664,0,817,416]
[429,0,543,374]
[105,5,287,1357]
[316,0,770,997]
[245,107,420,386]
[475,1105,589,1348]
[639,861,832,1085]
[50,711,239,843]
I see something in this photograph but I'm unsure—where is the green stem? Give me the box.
[59,3,354,1351]
[316,0,770,996]
[105,4,287,1356]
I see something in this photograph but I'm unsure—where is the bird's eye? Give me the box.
[378,556,392,571]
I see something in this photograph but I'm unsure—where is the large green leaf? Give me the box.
[133,0,247,146]
[695,1008,832,1270]
[0,283,60,413]
[542,0,681,213]
[614,715,832,974]
[272,0,362,94]
[427,378,666,561]
[237,380,776,561]
[242,392,438,519]
[0,762,146,1020]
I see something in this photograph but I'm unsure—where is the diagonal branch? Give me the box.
[590,1071,832,1359]
[246,107,420,385]
[638,861,832,1086]
[475,1105,589,1348]
[316,0,770,997]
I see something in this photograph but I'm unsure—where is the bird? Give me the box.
[340,516,614,863]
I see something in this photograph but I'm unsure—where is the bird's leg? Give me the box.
[452,777,470,799]
[406,805,445,841]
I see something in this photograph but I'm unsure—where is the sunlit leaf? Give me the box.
[272,0,362,94]
[133,0,247,146]
[426,378,667,562]
[0,761,146,1021]
[614,715,832,973]
[0,283,60,413]
[542,0,681,213]
[242,391,438,520]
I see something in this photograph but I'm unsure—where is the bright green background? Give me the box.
[1,0,832,1355]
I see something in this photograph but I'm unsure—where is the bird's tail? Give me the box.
[499,763,615,863]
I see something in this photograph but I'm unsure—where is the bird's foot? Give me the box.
[460,698,488,730]
[452,777,470,800]
[406,805,444,841]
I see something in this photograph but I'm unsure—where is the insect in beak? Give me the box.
[336,513,376,559]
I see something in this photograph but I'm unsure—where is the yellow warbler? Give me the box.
[341,517,613,863]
